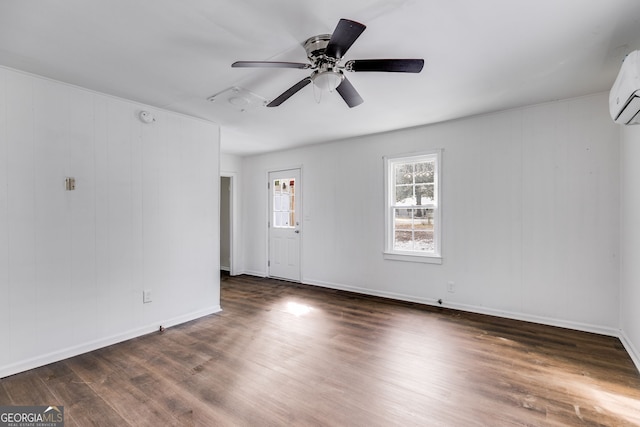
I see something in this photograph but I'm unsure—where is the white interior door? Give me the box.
[268,169,301,281]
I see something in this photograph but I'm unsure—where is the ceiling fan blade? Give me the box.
[267,77,312,107]
[345,59,424,73]
[336,76,363,108]
[232,61,310,69]
[325,19,366,60]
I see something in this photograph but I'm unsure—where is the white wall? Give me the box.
[240,93,620,334]
[620,124,640,369]
[221,152,243,174]
[0,67,220,378]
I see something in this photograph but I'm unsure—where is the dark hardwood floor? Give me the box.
[2,274,640,426]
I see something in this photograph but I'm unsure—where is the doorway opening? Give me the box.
[220,175,234,275]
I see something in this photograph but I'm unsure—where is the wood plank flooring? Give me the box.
[2,274,640,426]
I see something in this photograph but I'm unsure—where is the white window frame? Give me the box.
[383,149,442,264]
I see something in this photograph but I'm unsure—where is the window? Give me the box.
[384,150,442,263]
[273,178,296,228]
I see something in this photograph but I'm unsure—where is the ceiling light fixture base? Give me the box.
[207,86,269,112]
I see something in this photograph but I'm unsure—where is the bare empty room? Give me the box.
[1,1,640,425]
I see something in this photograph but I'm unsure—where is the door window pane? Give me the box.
[273,178,295,228]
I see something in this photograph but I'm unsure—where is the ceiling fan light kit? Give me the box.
[311,71,343,92]
[231,18,424,108]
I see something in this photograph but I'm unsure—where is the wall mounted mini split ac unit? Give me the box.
[610,50,640,125]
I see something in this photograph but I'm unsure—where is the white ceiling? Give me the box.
[1,0,639,155]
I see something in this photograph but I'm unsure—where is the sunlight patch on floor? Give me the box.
[285,301,314,317]
[581,384,640,425]
[547,367,640,425]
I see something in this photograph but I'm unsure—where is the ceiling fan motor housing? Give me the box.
[303,34,332,65]
[304,34,343,88]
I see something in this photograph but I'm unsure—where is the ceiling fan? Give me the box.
[231,18,424,108]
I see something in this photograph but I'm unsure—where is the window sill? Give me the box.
[383,252,442,264]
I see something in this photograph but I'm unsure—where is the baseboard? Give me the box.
[619,330,640,374]
[0,305,221,379]
[302,277,620,337]
[443,301,619,337]
[242,269,267,277]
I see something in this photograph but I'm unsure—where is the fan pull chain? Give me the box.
[312,83,323,104]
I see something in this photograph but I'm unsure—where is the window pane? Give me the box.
[273,177,295,228]
[395,163,414,185]
[395,185,413,204]
[415,184,434,204]
[414,231,434,252]
[414,161,434,184]
[394,208,413,230]
[394,230,413,251]
[274,212,283,227]
[414,208,434,229]
[393,208,435,252]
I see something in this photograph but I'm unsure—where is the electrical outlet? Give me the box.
[143,290,152,303]
[447,281,455,293]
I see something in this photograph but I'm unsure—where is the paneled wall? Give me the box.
[0,67,220,378]
[240,93,620,335]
